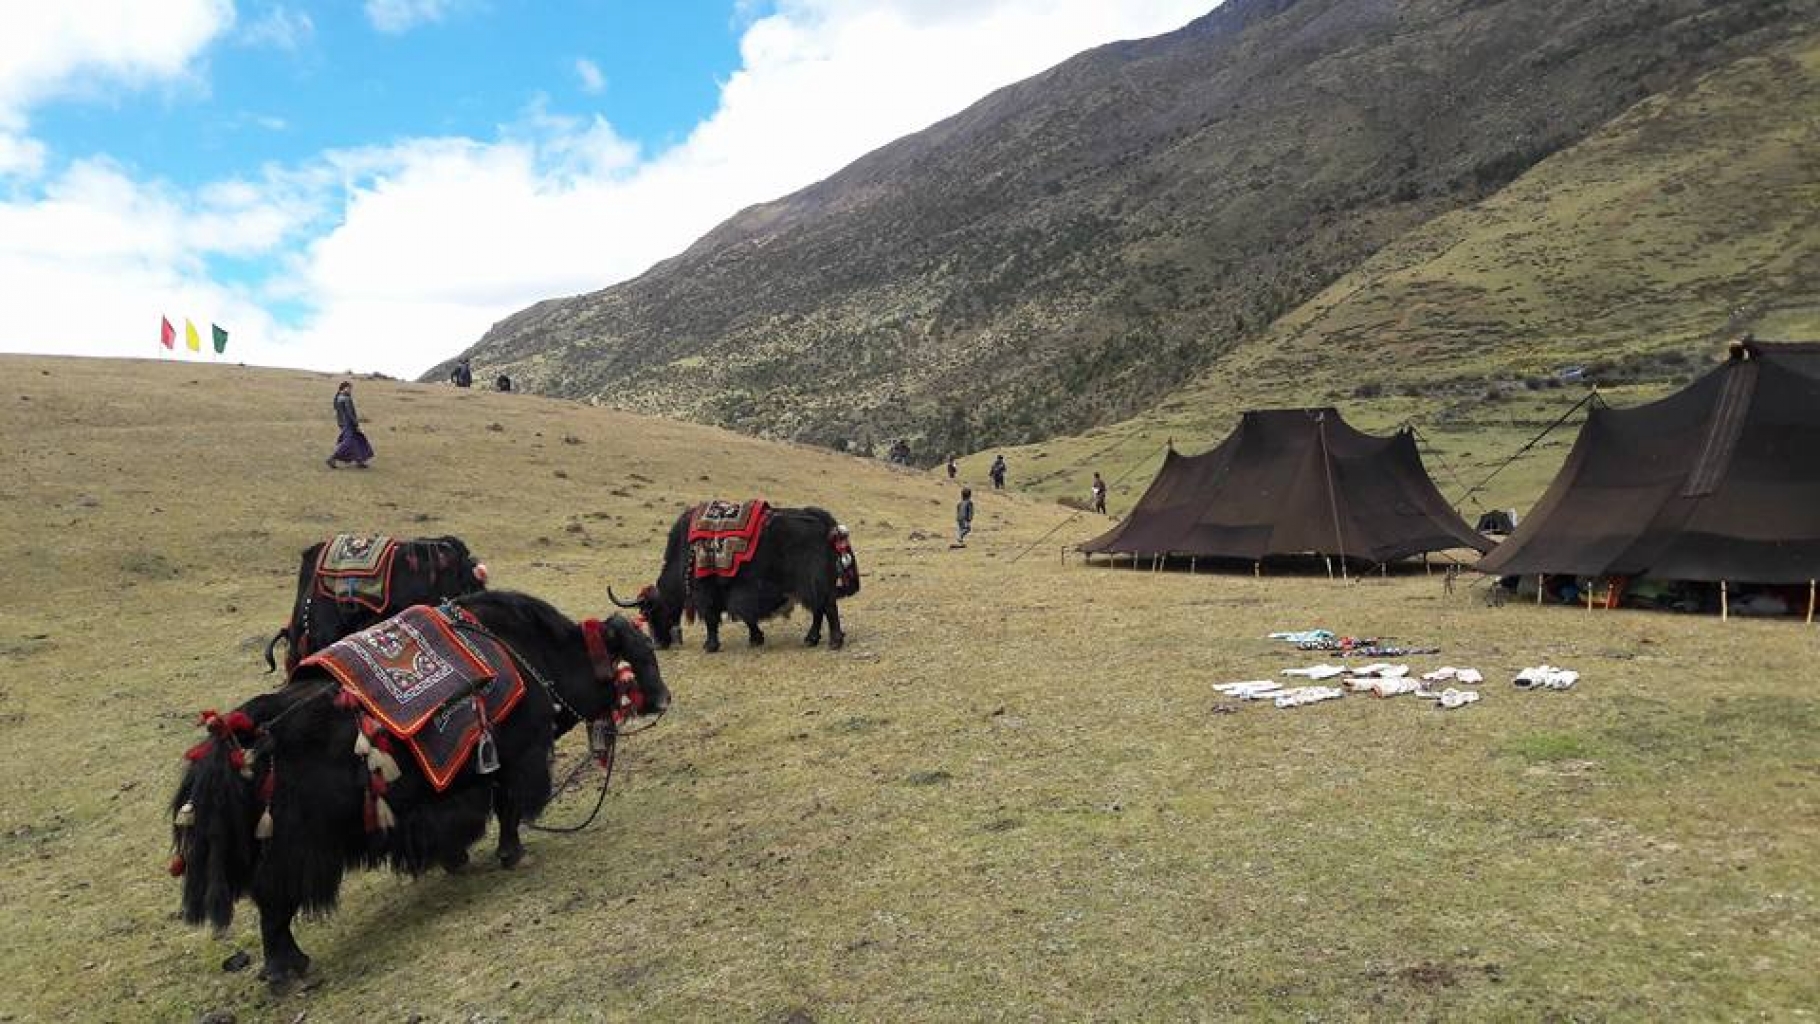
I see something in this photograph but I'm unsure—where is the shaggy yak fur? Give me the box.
[175,591,668,989]
[264,535,489,675]
[615,505,858,653]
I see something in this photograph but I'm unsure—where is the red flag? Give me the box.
[161,316,175,349]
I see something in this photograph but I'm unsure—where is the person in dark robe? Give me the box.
[1091,472,1107,514]
[450,358,473,387]
[327,381,373,469]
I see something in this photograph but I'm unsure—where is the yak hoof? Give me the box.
[703,637,721,653]
[804,633,821,647]
[748,632,765,647]
[258,954,310,992]
[441,849,471,875]
[498,846,530,870]
[829,633,846,651]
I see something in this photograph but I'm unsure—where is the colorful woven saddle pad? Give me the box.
[314,534,397,613]
[302,605,526,791]
[687,499,770,578]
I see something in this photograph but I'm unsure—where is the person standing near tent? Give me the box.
[953,487,975,548]
[990,454,1007,490]
[326,381,373,469]
[1091,472,1107,514]
[450,358,473,388]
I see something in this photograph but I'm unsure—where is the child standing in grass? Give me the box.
[953,487,974,548]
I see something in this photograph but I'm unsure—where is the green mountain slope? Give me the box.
[992,35,1820,519]
[446,0,1812,461]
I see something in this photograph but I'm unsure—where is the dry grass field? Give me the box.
[2,356,1817,1022]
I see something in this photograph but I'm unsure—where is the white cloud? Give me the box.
[0,132,47,178]
[575,58,606,95]
[239,6,315,51]
[3,0,1217,377]
[364,0,460,35]
[0,0,233,129]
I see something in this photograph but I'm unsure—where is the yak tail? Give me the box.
[172,729,260,932]
[262,627,289,674]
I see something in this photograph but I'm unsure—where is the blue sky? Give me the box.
[0,1,1213,376]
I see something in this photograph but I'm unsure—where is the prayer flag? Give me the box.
[212,324,228,354]
[160,316,175,349]
[185,319,201,352]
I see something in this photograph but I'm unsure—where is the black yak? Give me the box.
[264,534,489,675]
[613,502,859,653]
[173,591,668,989]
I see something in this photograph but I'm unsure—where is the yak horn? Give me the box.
[607,586,640,609]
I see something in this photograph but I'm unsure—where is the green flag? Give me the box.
[211,324,228,354]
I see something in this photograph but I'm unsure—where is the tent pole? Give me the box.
[1721,580,1729,622]
[1254,561,1262,579]
[1324,557,1333,580]
[1537,574,1544,605]
[1808,580,1815,624]
[1190,556,1197,574]
[1380,562,1387,579]
[1424,553,1430,576]
[1587,578,1595,613]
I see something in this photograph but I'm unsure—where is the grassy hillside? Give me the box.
[989,35,1820,519]
[452,0,1810,461]
[2,357,1816,1021]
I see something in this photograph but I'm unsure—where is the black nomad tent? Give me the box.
[1081,409,1491,566]
[1477,341,1820,587]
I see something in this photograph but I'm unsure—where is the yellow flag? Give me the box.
[185,319,201,352]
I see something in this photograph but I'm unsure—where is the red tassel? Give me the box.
[257,769,276,802]
[369,772,388,798]
[184,740,213,762]
[227,749,246,772]
[363,792,378,833]
[168,855,187,877]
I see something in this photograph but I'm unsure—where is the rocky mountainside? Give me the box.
[445,0,1813,460]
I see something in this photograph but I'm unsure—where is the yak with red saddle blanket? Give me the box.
[612,500,860,653]
[171,591,668,991]
[263,533,490,676]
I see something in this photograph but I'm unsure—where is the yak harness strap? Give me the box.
[830,525,859,597]
[313,533,398,613]
[301,604,527,793]
[686,499,770,578]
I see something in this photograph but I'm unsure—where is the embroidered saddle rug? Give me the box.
[687,499,770,578]
[302,605,527,791]
[314,534,397,613]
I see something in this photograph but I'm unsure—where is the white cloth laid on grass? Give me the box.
[1273,686,1345,708]
[1213,681,1282,699]
[1370,678,1423,697]
[1436,688,1480,709]
[1267,629,1334,644]
[1422,666,1484,685]
[1513,665,1579,690]
[1281,664,1347,680]
[1347,663,1408,679]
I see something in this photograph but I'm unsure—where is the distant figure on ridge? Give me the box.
[495,373,513,392]
[326,381,373,470]
[1091,472,1107,514]
[449,357,473,388]
[953,487,974,548]
[946,454,958,480]
[989,454,1007,490]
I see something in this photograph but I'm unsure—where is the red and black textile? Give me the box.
[311,534,397,613]
[686,499,771,578]
[301,605,526,791]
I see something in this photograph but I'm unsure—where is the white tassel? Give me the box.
[255,808,274,840]
[353,732,372,757]
[369,749,402,783]
[374,797,397,831]
[174,801,196,828]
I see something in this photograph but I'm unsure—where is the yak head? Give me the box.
[609,583,681,649]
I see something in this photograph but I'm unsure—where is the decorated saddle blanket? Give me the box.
[687,499,770,578]
[313,534,397,613]
[301,605,526,791]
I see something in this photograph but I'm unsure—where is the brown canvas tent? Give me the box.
[1477,342,1820,584]
[1080,409,1491,564]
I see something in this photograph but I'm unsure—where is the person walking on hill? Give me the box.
[989,454,1007,490]
[946,454,958,480]
[952,487,975,548]
[450,358,473,388]
[1091,472,1107,514]
[327,381,373,469]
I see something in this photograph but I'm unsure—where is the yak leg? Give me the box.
[804,607,822,647]
[493,784,527,869]
[825,599,846,650]
[698,590,725,653]
[254,894,311,992]
[745,617,765,646]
